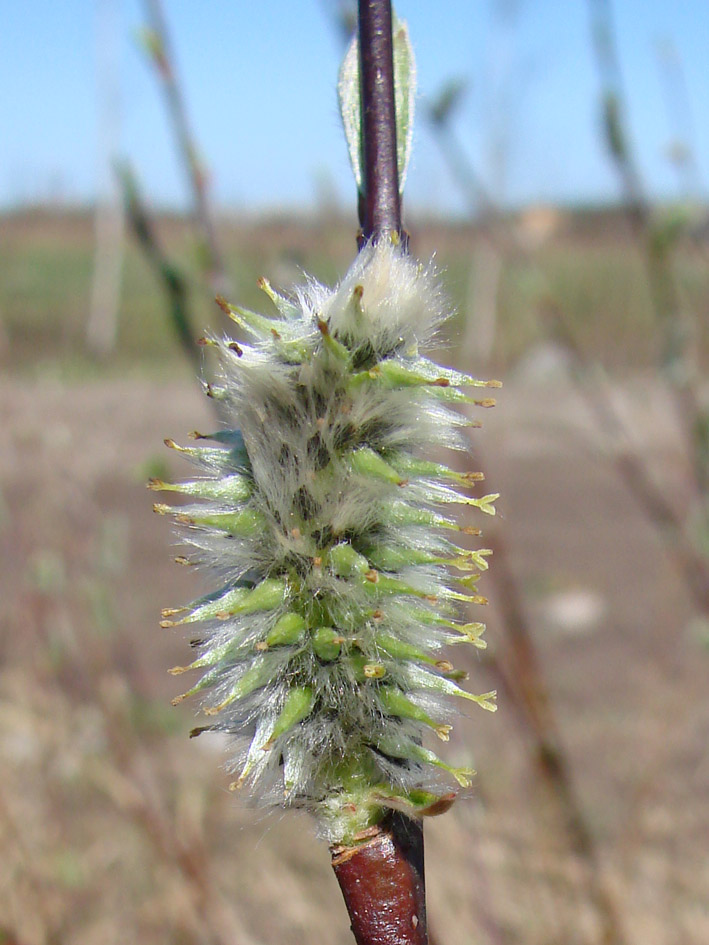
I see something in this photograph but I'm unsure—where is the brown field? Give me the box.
[1,210,708,944]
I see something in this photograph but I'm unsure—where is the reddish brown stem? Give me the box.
[357,0,403,244]
[332,814,427,945]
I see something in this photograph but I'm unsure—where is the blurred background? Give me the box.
[1,1,708,943]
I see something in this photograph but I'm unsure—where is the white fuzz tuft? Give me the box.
[157,241,499,843]
[320,241,445,350]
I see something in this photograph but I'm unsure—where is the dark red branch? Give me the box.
[357,0,403,243]
[332,814,427,945]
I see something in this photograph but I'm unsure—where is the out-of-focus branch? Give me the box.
[117,161,198,371]
[426,74,709,614]
[426,88,627,923]
[426,81,498,226]
[587,0,709,501]
[426,40,708,942]
[424,82,506,363]
[141,0,231,295]
[587,0,646,230]
[88,192,125,358]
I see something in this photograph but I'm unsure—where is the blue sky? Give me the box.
[2,0,707,215]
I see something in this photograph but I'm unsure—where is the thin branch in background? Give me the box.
[87,0,126,357]
[117,161,198,371]
[423,15,708,940]
[587,0,646,231]
[141,0,231,296]
[88,191,126,357]
[587,0,709,503]
[425,81,504,363]
[427,75,709,617]
[587,0,675,350]
[425,81,498,224]
[427,70,633,945]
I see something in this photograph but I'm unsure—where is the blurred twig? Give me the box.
[130,0,242,407]
[427,73,709,617]
[426,81,498,224]
[140,0,230,296]
[88,192,125,358]
[587,0,709,503]
[587,0,645,231]
[117,161,199,371]
[427,82,629,944]
[425,82,504,363]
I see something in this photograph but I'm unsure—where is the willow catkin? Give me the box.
[153,239,499,843]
